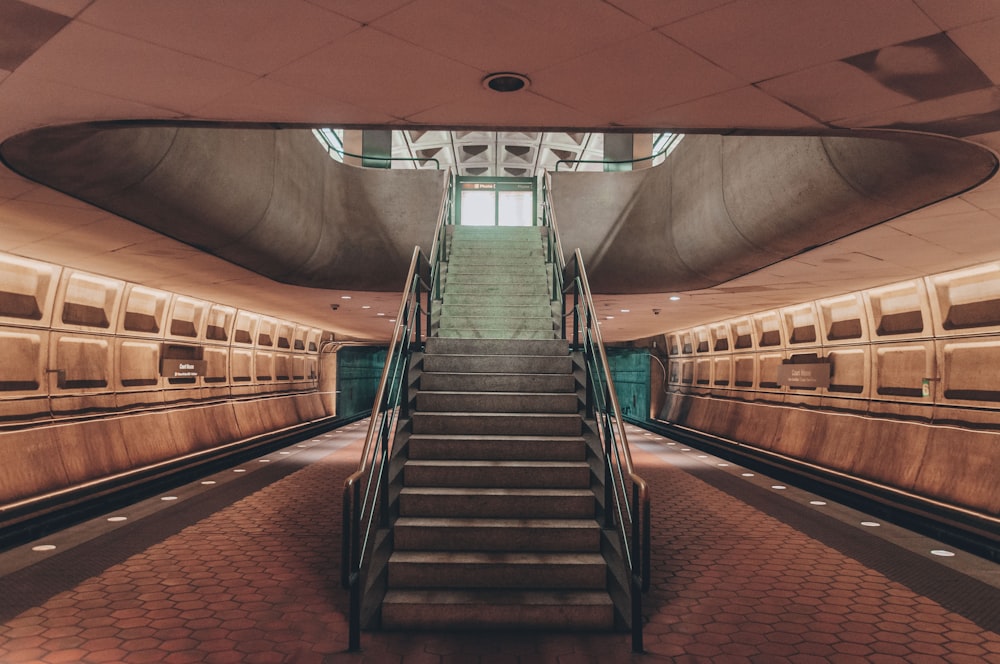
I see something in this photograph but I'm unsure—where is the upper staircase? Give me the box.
[436,226,557,339]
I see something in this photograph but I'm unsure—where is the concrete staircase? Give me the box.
[436,226,557,339]
[380,336,615,629]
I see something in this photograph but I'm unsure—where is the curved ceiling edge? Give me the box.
[0,123,446,292]
[551,131,997,294]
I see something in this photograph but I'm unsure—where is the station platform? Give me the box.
[0,420,998,663]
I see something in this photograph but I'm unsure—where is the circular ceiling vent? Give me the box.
[482,72,530,92]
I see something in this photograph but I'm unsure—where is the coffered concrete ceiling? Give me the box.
[392,130,606,177]
[0,0,998,341]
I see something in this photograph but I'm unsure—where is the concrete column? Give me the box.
[633,134,654,170]
[603,133,633,172]
[318,348,338,416]
[342,130,363,167]
[362,129,392,169]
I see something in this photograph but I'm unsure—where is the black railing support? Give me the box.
[341,171,453,653]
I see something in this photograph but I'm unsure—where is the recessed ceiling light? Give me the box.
[482,72,530,92]
[620,309,630,313]
[341,295,352,300]
[606,315,614,320]
[362,305,371,309]
[669,295,681,301]
[377,312,385,316]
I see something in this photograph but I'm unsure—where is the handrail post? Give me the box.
[573,281,580,351]
[379,420,390,529]
[561,277,567,341]
[348,480,362,652]
[425,281,431,348]
[401,351,410,419]
[414,273,422,345]
[585,341,594,420]
[604,428,614,529]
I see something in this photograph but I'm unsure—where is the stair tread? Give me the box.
[400,485,590,493]
[396,517,598,528]
[383,589,613,606]
[416,390,575,397]
[390,551,605,564]
[408,433,584,442]
[405,460,588,468]
[414,411,580,418]
[423,353,568,361]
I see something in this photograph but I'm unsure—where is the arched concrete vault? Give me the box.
[2,125,995,295]
[550,132,997,293]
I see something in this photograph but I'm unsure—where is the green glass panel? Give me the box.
[336,346,387,419]
[607,348,650,422]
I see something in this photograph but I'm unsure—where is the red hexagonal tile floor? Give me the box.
[1,423,998,662]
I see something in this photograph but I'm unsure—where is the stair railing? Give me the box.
[565,251,651,653]
[541,172,566,306]
[543,175,650,653]
[341,172,452,652]
[429,173,455,304]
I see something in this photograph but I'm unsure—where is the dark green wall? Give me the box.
[336,346,387,419]
[607,348,650,421]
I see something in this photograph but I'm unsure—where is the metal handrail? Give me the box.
[342,176,451,651]
[428,172,455,302]
[554,133,682,171]
[540,172,566,307]
[315,129,441,169]
[562,249,651,654]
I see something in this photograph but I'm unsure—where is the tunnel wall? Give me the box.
[658,260,1000,517]
[0,250,333,510]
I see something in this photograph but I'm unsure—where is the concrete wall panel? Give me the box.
[915,427,1000,515]
[55,418,133,484]
[0,249,332,511]
[660,259,1000,518]
[0,428,68,503]
[0,253,59,327]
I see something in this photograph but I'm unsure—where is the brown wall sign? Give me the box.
[161,359,206,378]
[777,363,831,389]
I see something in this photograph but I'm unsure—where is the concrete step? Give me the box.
[436,329,557,340]
[448,260,545,272]
[416,391,578,414]
[443,293,551,306]
[412,412,581,436]
[399,487,594,518]
[420,372,574,393]
[442,282,549,296]
[448,248,543,259]
[393,517,600,552]
[449,255,543,265]
[452,227,542,236]
[403,460,591,489]
[439,302,553,318]
[444,264,548,278]
[388,551,606,589]
[425,337,568,356]
[407,434,586,461]
[438,315,553,331]
[422,353,571,374]
[381,589,614,630]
